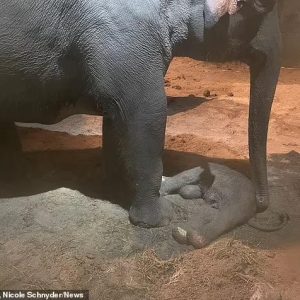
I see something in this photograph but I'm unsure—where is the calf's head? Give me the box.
[202,0,276,61]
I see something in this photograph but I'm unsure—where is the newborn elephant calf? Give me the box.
[0,0,280,228]
[161,163,288,248]
[161,164,257,248]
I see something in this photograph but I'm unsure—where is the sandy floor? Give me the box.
[162,58,300,300]
[2,58,300,299]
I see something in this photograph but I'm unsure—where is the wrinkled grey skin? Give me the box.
[0,0,280,228]
[161,164,257,248]
[161,165,288,247]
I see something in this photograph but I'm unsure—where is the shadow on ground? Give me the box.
[0,128,299,252]
[0,145,251,200]
[167,96,208,116]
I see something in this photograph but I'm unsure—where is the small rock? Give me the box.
[173,85,182,90]
[203,89,211,97]
[227,92,234,97]
[266,252,276,259]
[176,75,186,80]
[164,80,171,87]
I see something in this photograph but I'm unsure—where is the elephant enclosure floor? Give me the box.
[3,58,300,299]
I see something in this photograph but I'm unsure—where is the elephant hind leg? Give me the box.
[247,12,288,231]
[0,122,29,181]
[102,115,132,208]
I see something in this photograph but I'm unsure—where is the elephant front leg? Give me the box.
[246,7,281,212]
[127,112,173,227]
[101,75,173,227]
[102,116,130,203]
[246,9,288,231]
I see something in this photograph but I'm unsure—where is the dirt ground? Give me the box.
[1,58,300,299]
[162,58,300,300]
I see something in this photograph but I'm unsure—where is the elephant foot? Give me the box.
[178,184,203,199]
[172,227,210,249]
[248,209,289,232]
[129,197,173,228]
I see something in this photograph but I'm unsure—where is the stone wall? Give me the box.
[279,0,300,67]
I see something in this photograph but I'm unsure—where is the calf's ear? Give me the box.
[253,0,276,13]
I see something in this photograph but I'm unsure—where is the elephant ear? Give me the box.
[253,0,276,13]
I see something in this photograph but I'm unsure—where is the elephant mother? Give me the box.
[0,0,280,227]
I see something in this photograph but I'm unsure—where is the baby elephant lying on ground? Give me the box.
[161,164,288,248]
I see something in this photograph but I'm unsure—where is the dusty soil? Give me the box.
[1,58,300,299]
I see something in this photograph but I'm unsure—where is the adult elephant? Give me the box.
[0,0,280,228]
